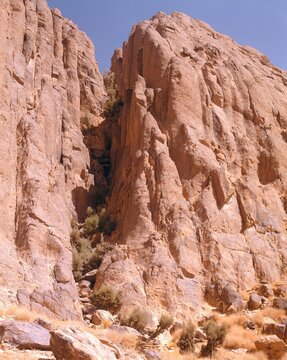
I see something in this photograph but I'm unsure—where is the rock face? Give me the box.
[50,327,118,360]
[0,0,105,318]
[98,11,287,315]
[0,319,51,350]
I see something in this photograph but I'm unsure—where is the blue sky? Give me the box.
[47,1,287,73]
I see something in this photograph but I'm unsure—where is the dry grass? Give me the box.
[161,350,198,360]
[223,325,257,350]
[91,328,139,349]
[213,349,267,360]
[0,350,49,360]
[261,307,286,322]
[218,313,248,328]
[0,305,43,323]
[250,312,264,327]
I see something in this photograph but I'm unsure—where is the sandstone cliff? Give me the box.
[0,0,105,319]
[96,12,287,316]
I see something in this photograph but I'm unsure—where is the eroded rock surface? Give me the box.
[98,11,287,315]
[0,0,105,318]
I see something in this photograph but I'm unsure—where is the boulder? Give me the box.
[274,285,287,298]
[247,292,264,310]
[81,269,98,283]
[0,320,51,350]
[220,285,244,313]
[255,335,287,359]
[109,324,142,337]
[50,327,118,360]
[263,322,287,342]
[256,283,274,298]
[91,310,115,326]
[273,298,287,311]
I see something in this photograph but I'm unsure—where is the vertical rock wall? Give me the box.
[97,12,287,316]
[0,0,105,319]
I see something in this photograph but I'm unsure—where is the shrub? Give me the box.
[103,71,123,118]
[72,237,93,280]
[151,313,174,338]
[120,307,149,333]
[70,228,80,244]
[84,213,99,235]
[200,321,227,358]
[88,241,114,269]
[89,284,121,311]
[177,320,196,353]
[86,206,95,217]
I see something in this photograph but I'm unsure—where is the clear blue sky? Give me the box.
[47,0,287,73]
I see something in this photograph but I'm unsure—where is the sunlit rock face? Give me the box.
[101,11,287,316]
[0,0,105,319]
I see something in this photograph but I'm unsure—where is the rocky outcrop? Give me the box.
[0,0,105,319]
[0,319,51,350]
[50,327,118,360]
[98,11,287,316]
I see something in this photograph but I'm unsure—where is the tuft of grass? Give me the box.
[120,307,149,333]
[261,307,286,322]
[223,325,256,350]
[89,284,121,312]
[219,313,248,328]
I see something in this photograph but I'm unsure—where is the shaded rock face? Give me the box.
[102,11,287,315]
[0,0,105,318]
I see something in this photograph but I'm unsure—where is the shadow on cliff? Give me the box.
[72,185,95,223]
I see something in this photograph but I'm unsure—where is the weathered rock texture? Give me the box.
[97,11,287,315]
[0,0,105,318]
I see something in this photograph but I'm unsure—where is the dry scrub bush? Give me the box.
[161,350,198,360]
[0,304,46,323]
[91,328,139,349]
[151,313,174,338]
[177,320,196,353]
[250,312,264,327]
[219,312,248,328]
[261,307,285,322]
[201,321,227,357]
[223,325,256,350]
[120,307,149,333]
[89,284,121,311]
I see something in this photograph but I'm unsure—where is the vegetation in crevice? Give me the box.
[71,205,117,281]
[89,284,121,312]
[103,71,123,118]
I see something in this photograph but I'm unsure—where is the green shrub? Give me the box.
[200,321,227,358]
[84,213,99,235]
[86,206,95,217]
[71,237,93,281]
[177,320,195,354]
[120,307,149,333]
[89,284,121,311]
